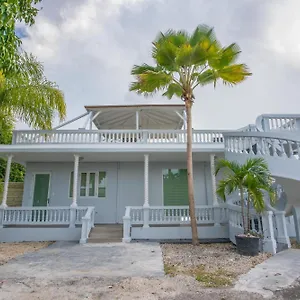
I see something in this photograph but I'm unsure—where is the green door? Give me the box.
[33,174,50,206]
[163,169,189,206]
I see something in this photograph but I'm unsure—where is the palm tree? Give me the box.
[0,52,66,131]
[215,158,275,234]
[129,24,251,245]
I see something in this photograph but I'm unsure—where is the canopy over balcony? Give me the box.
[85,104,185,130]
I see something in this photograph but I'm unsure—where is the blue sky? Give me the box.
[19,0,300,130]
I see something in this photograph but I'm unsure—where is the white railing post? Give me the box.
[122,207,132,243]
[71,154,80,208]
[80,217,88,244]
[143,154,150,228]
[274,211,291,248]
[69,207,76,228]
[262,211,277,254]
[213,206,221,227]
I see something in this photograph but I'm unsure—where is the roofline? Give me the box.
[85,104,185,110]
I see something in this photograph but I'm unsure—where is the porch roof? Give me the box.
[84,104,185,130]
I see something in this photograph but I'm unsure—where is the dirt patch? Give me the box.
[0,276,266,300]
[161,243,271,287]
[0,242,52,265]
[291,238,300,249]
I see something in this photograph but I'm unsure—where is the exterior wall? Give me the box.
[22,160,215,224]
[1,182,24,206]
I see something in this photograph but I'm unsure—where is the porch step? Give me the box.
[87,224,122,243]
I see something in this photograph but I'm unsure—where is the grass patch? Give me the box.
[164,263,177,277]
[194,265,234,288]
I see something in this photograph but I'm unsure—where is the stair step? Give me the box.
[88,237,122,243]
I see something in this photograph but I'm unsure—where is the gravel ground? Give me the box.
[161,243,271,286]
[0,242,294,300]
[0,242,52,265]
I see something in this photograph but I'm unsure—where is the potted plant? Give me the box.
[215,158,275,256]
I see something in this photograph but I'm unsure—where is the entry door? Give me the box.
[33,174,50,206]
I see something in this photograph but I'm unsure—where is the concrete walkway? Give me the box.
[235,249,300,298]
[0,241,164,280]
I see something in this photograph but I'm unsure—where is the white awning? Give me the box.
[84,104,185,130]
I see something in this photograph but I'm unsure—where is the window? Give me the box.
[69,171,106,198]
[163,169,189,206]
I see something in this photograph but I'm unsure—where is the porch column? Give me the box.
[143,154,150,228]
[71,154,80,208]
[70,154,80,228]
[136,110,140,130]
[1,154,13,208]
[210,154,218,206]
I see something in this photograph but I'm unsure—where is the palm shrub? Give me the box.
[129,24,251,244]
[215,158,275,235]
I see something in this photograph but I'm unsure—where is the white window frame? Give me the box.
[68,171,107,199]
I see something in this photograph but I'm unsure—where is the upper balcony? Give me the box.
[10,104,226,149]
[12,129,225,145]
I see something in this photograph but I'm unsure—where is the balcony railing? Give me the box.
[12,129,226,145]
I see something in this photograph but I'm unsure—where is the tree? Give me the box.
[215,158,275,234]
[0,0,42,72]
[0,52,66,129]
[129,24,251,245]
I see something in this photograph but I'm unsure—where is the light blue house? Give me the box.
[0,104,299,254]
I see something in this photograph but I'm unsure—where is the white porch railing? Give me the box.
[122,205,228,242]
[79,207,95,244]
[12,129,226,145]
[0,206,89,227]
[224,131,300,160]
[256,114,300,132]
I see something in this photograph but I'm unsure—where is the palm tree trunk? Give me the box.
[239,186,246,234]
[185,97,199,245]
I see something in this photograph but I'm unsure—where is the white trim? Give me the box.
[76,170,107,199]
[32,172,52,206]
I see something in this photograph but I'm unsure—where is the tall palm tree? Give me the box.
[0,52,66,130]
[129,24,251,245]
[215,158,275,234]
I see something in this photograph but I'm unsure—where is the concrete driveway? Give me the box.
[0,241,164,280]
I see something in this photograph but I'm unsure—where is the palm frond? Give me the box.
[162,83,182,99]
[0,52,66,129]
[218,64,252,86]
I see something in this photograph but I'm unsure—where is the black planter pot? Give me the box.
[235,235,260,256]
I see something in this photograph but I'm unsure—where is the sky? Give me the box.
[19,0,300,130]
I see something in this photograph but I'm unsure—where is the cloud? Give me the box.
[19,0,300,130]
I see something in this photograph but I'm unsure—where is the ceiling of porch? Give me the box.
[85,104,185,130]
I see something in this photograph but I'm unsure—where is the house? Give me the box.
[0,104,299,254]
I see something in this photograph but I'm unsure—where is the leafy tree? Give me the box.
[0,52,66,129]
[129,24,251,244]
[215,158,275,234]
[0,0,41,72]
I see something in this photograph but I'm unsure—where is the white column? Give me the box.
[210,154,218,206]
[136,110,140,130]
[70,155,80,228]
[274,211,291,247]
[1,154,13,208]
[143,154,150,228]
[71,154,80,208]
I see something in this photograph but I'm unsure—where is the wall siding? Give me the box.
[22,161,214,223]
